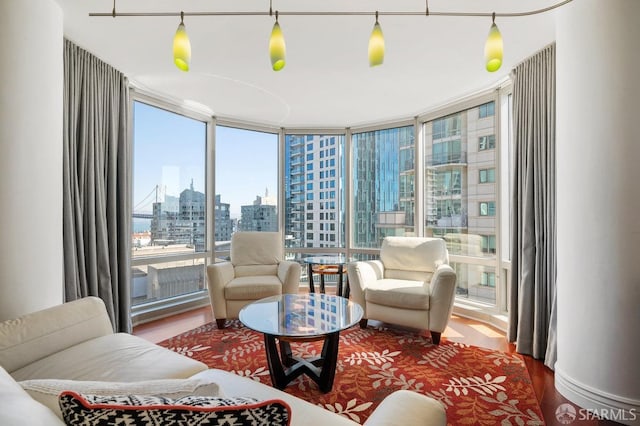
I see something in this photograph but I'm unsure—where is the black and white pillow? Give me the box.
[59,391,291,426]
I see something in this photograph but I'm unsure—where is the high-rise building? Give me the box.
[424,101,497,301]
[240,189,277,232]
[285,135,342,249]
[150,180,207,252]
[352,127,415,248]
[214,194,233,242]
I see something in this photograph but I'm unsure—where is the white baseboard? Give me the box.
[555,366,640,425]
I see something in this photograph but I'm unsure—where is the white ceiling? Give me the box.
[56,0,559,128]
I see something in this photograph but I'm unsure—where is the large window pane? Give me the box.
[352,126,415,248]
[424,102,497,304]
[450,262,497,304]
[215,126,278,252]
[284,134,345,250]
[131,101,207,306]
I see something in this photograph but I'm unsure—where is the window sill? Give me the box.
[452,301,508,332]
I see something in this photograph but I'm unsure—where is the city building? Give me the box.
[214,194,233,242]
[240,189,277,232]
[150,181,206,251]
[352,127,415,248]
[285,135,343,249]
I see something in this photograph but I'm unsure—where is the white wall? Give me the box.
[0,0,64,320]
[556,0,640,423]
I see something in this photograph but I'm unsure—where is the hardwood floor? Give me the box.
[133,304,618,425]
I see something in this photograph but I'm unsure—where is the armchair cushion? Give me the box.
[231,232,282,266]
[225,276,284,300]
[366,279,430,310]
[380,236,448,273]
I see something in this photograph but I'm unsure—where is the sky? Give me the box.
[133,102,277,220]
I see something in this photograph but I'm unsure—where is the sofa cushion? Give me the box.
[59,392,291,426]
[0,366,64,426]
[225,276,283,300]
[365,279,430,310]
[10,332,207,382]
[19,369,222,419]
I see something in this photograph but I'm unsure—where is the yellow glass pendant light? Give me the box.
[484,13,503,72]
[269,11,286,71]
[173,11,191,71]
[368,11,384,67]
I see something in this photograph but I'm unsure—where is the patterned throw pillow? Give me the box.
[59,391,291,426]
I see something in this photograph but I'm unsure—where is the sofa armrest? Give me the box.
[364,390,447,426]
[0,297,114,374]
[0,366,65,426]
[347,260,384,311]
[364,390,446,426]
[426,264,457,333]
[206,262,235,319]
[278,260,302,294]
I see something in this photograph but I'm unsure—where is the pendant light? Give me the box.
[173,11,191,71]
[269,11,286,71]
[484,12,503,72]
[368,11,385,67]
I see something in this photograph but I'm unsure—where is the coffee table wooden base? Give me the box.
[264,332,340,393]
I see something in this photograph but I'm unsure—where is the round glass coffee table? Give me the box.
[239,293,363,393]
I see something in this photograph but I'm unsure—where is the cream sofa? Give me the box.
[0,296,446,425]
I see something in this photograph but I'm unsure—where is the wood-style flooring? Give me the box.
[134,300,618,425]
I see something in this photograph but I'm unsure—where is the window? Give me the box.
[132,101,208,307]
[431,140,462,165]
[285,134,345,249]
[424,100,499,305]
[479,201,496,216]
[479,168,495,183]
[481,235,496,254]
[479,101,495,118]
[479,135,496,150]
[352,125,415,248]
[481,272,496,287]
[306,223,313,230]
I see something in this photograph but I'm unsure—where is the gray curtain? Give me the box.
[508,43,557,369]
[63,39,132,333]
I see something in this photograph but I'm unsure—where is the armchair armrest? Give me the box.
[277,260,302,294]
[426,264,457,333]
[206,262,235,319]
[347,260,384,311]
[364,390,446,426]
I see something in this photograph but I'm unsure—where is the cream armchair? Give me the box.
[347,237,457,344]
[207,232,301,329]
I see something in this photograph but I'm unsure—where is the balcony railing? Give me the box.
[426,152,467,166]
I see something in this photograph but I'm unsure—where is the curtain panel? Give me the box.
[63,39,131,333]
[508,43,557,369]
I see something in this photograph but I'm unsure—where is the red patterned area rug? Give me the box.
[159,321,544,425]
